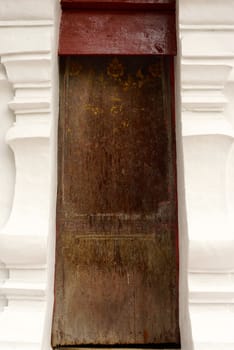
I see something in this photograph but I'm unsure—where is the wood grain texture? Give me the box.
[52,56,179,348]
[59,11,176,55]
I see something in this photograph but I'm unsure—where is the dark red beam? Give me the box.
[61,0,176,11]
[59,10,176,55]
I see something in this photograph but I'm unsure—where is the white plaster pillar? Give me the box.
[0,63,14,314]
[0,1,60,349]
[179,0,234,349]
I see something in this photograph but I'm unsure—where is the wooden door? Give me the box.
[52,56,179,348]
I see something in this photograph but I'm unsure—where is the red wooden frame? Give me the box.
[61,0,175,10]
[59,0,176,55]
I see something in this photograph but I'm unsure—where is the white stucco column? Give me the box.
[0,1,60,349]
[180,1,234,349]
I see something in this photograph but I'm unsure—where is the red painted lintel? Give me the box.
[59,10,176,56]
[61,0,175,11]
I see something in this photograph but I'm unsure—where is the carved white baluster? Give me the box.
[180,0,234,349]
[0,1,60,347]
[0,63,13,314]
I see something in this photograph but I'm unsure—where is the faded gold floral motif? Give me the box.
[107,58,124,79]
[148,63,161,78]
[110,104,123,116]
[69,62,83,77]
[84,104,103,116]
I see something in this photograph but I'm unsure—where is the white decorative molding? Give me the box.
[0,1,60,349]
[0,63,15,228]
[180,0,234,349]
[0,62,14,318]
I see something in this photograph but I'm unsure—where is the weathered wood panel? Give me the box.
[52,56,179,348]
[59,11,176,55]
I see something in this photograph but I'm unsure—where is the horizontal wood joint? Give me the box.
[61,0,176,11]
